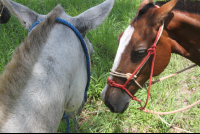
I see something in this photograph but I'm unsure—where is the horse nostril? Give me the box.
[105,100,114,112]
[121,102,129,113]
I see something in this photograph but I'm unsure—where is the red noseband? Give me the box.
[107,77,142,103]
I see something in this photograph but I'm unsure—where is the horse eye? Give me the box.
[131,49,147,63]
[136,50,147,57]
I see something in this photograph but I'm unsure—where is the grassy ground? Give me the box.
[1,0,200,133]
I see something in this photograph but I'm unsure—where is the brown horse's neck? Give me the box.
[165,10,200,65]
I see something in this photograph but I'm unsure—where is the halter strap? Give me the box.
[29,18,45,32]
[55,18,91,96]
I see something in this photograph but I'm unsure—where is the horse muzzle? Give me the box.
[102,85,131,113]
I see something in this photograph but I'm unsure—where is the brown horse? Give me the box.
[101,0,200,113]
[0,1,10,24]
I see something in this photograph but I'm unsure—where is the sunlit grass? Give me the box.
[1,0,200,133]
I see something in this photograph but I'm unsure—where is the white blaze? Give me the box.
[112,25,135,73]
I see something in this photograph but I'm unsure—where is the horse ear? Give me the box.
[153,0,178,25]
[3,0,42,29]
[137,0,154,14]
[74,0,114,35]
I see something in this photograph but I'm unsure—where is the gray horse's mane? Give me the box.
[0,5,64,127]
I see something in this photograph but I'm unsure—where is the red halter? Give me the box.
[107,5,164,110]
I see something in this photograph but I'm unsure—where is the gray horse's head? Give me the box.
[0,0,114,132]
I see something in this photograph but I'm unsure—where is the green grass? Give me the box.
[1,0,200,133]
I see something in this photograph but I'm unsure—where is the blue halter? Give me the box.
[29,18,91,133]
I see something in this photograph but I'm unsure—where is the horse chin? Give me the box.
[64,96,87,119]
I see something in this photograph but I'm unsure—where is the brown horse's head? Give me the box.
[101,0,178,113]
[0,3,11,24]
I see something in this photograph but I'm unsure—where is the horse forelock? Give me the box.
[137,2,155,20]
[0,5,64,127]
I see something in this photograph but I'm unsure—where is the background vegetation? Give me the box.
[0,0,200,133]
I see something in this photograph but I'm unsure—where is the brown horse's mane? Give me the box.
[155,0,200,14]
[138,0,200,18]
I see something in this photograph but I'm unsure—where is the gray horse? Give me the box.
[0,0,114,132]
